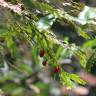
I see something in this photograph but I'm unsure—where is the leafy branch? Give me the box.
[0,0,96,89]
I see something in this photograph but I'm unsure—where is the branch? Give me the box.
[0,0,23,15]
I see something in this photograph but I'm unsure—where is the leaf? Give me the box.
[59,72,86,88]
[59,72,75,88]
[79,6,96,20]
[54,46,63,60]
[37,14,56,31]
[85,49,96,72]
[76,27,90,39]
[70,74,86,85]
[75,49,88,68]
[78,6,96,24]
[82,39,96,48]
[2,83,23,95]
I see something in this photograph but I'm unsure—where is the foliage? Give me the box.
[0,0,96,95]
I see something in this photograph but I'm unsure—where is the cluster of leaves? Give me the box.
[0,0,96,95]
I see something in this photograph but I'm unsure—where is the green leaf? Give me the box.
[82,39,96,48]
[75,50,87,68]
[59,72,86,88]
